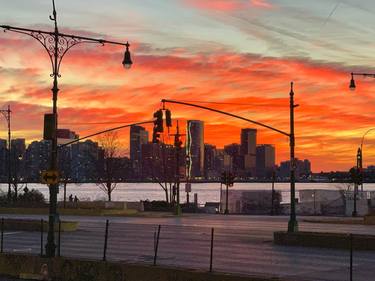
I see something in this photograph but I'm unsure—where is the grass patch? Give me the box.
[2,219,78,232]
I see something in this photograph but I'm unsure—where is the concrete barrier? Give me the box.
[274,231,375,250]
[0,253,297,281]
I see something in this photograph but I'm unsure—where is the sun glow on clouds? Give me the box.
[1,0,375,172]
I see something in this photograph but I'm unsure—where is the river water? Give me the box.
[1,182,375,205]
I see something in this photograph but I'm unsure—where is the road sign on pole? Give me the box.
[41,170,59,185]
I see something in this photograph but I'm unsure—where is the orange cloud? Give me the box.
[1,34,375,172]
[185,0,246,11]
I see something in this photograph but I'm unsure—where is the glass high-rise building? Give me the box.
[241,128,257,175]
[130,125,148,176]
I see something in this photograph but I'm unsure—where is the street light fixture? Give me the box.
[1,0,132,257]
[349,72,375,90]
[122,42,133,69]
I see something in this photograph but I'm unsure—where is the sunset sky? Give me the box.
[0,0,375,172]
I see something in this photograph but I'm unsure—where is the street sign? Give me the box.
[41,170,59,185]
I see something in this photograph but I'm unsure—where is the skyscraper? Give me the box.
[241,128,257,176]
[130,125,148,176]
[186,120,204,178]
[256,144,275,179]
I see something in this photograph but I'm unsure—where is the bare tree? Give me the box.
[97,131,121,201]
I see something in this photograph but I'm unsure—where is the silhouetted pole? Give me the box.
[288,82,298,232]
[352,148,362,217]
[173,121,183,215]
[271,170,275,216]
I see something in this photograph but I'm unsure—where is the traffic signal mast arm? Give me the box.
[161,99,290,137]
[351,72,375,78]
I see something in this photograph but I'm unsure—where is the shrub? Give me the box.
[143,200,172,212]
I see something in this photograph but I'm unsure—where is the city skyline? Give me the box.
[1,122,309,180]
[0,0,375,172]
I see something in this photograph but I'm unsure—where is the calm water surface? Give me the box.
[1,182,375,204]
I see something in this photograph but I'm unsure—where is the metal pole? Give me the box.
[219,183,222,213]
[352,183,358,217]
[7,105,11,202]
[103,219,109,261]
[350,233,353,281]
[1,218,4,253]
[40,219,44,256]
[174,123,182,215]
[153,225,161,266]
[225,180,229,214]
[209,227,214,272]
[271,171,275,216]
[57,219,61,257]
[63,182,66,209]
[288,82,298,232]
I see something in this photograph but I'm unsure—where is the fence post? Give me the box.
[153,225,161,266]
[57,220,61,257]
[209,227,214,272]
[103,220,109,261]
[40,219,44,256]
[1,218,4,253]
[350,233,353,281]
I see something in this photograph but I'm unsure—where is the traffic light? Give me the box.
[165,109,172,128]
[153,109,163,133]
[152,109,163,143]
[221,171,235,186]
[152,131,161,143]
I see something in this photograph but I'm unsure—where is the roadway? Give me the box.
[1,213,375,281]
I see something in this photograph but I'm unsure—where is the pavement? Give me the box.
[1,213,375,281]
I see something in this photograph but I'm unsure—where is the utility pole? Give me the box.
[271,169,275,216]
[0,105,11,202]
[288,82,298,232]
[352,148,362,217]
[172,121,183,216]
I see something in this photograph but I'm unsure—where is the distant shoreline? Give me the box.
[1,180,374,184]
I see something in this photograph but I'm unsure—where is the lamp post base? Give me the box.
[288,219,298,232]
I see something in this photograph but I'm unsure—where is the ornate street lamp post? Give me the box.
[1,0,132,257]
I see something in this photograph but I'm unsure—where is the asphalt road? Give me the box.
[1,214,375,281]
